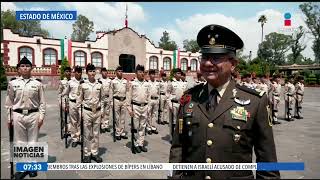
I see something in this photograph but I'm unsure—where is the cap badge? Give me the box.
[209,37,216,45]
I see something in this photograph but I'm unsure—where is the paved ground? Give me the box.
[1,87,320,179]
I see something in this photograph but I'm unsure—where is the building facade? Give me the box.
[1,27,201,73]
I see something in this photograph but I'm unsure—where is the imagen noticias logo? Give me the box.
[284,12,291,26]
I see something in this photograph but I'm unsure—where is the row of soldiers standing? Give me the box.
[57,64,203,163]
[235,73,305,124]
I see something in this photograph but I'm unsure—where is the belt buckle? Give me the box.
[92,106,97,113]
[23,109,29,115]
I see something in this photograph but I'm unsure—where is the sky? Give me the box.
[1,2,317,60]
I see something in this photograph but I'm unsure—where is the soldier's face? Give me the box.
[174,72,181,80]
[101,71,108,78]
[149,73,155,80]
[116,70,123,78]
[162,76,167,81]
[136,70,144,81]
[65,70,71,79]
[200,53,237,87]
[75,72,82,79]
[87,70,96,80]
[19,64,32,77]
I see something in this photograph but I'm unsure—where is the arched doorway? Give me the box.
[119,54,135,73]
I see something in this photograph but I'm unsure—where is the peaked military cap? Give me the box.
[86,63,96,72]
[101,67,107,72]
[17,56,32,67]
[149,69,156,75]
[172,68,182,74]
[135,64,145,72]
[64,67,71,72]
[197,24,244,55]
[74,65,83,73]
[115,66,123,71]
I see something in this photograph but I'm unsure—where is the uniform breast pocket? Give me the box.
[223,117,252,153]
[28,88,39,98]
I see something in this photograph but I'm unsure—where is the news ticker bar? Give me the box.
[16,162,304,172]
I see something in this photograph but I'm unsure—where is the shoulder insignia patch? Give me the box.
[35,78,42,82]
[236,84,265,97]
[10,77,16,81]
[80,80,85,84]
[98,80,102,84]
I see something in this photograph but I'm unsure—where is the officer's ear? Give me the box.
[229,55,239,72]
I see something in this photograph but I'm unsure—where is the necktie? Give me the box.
[206,89,218,111]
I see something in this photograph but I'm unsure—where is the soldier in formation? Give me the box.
[62,66,83,147]
[294,76,304,119]
[5,57,46,178]
[99,67,112,133]
[146,69,160,135]
[127,64,150,153]
[77,63,104,163]
[284,76,296,121]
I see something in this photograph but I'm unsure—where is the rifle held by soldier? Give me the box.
[9,108,14,180]
[64,98,68,148]
[130,104,136,154]
[112,97,116,142]
[158,95,162,125]
[80,104,84,163]
[60,96,63,139]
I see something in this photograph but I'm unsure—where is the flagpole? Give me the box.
[125,3,128,28]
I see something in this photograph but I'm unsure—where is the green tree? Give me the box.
[158,31,177,51]
[287,26,306,64]
[0,56,8,90]
[257,32,293,67]
[71,14,94,41]
[60,57,70,80]
[258,15,267,43]
[299,2,320,63]
[1,10,49,40]
[183,39,199,53]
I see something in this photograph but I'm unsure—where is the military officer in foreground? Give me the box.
[169,24,280,179]
[77,63,104,163]
[5,57,46,178]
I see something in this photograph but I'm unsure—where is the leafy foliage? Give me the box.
[71,14,94,41]
[158,31,177,51]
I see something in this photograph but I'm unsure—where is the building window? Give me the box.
[43,48,57,66]
[181,58,188,71]
[163,57,171,70]
[19,47,33,62]
[74,51,86,67]
[149,56,158,70]
[191,59,197,71]
[91,52,102,68]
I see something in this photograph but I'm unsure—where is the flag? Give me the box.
[60,37,72,65]
[177,48,180,68]
[60,39,65,60]
[173,50,177,68]
[173,49,180,68]
[125,4,128,28]
[67,39,72,65]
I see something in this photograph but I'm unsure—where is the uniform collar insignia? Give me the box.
[230,106,250,122]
